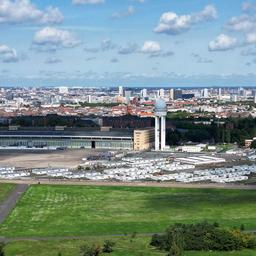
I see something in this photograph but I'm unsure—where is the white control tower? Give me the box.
[154,98,167,151]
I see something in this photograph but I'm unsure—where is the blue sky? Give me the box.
[1,0,256,87]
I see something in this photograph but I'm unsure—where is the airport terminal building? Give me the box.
[0,127,154,151]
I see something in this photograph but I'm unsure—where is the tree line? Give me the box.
[150,222,256,256]
[167,116,256,146]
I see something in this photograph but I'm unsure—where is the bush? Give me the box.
[150,222,256,253]
[151,234,168,250]
[102,240,115,253]
[80,244,101,256]
[168,242,183,256]
[0,243,5,256]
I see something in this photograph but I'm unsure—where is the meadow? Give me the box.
[1,185,256,237]
[3,237,256,256]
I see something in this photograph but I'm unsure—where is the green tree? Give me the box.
[102,240,115,253]
[185,129,211,142]
[151,222,256,252]
[167,131,181,146]
[0,243,5,256]
[251,140,256,149]
[168,242,183,256]
[225,130,231,144]
[80,244,101,256]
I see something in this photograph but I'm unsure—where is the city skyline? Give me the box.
[1,0,256,87]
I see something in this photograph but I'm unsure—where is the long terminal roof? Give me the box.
[0,130,134,139]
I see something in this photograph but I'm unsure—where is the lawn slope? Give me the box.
[4,237,256,256]
[1,185,256,237]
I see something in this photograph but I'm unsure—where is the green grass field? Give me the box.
[3,237,256,256]
[0,183,15,202]
[1,185,256,238]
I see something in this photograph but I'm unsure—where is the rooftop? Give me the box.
[0,129,134,138]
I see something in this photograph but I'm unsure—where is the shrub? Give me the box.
[80,244,101,256]
[150,222,256,253]
[102,240,115,253]
[0,243,5,256]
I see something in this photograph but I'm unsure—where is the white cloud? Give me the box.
[0,0,63,25]
[118,43,138,55]
[226,1,256,33]
[149,50,174,58]
[112,6,135,19]
[191,53,212,63]
[154,5,217,35]
[101,39,117,51]
[0,44,19,62]
[84,39,117,53]
[208,34,238,51]
[226,15,256,32]
[192,5,218,22]
[117,41,173,58]
[72,0,104,4]
[224,3,256,50]
[241,47,256,56]
[246,32,256,44]
[141,41,161,53]
[242,1,256,12]
[33,27,80,49]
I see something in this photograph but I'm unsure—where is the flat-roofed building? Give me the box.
[245,139,253,148]
[133,128,155,151]
[245,138,256,148]
[0,127,155,151]
[179,145,204,153]
[0,129,134,150]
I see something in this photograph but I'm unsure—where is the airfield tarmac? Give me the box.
[0,149,88,169]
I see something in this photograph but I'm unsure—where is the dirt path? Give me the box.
[0,179,256,190]
[0,184,28,224]
[1,230,256,243]
[0,232,161,243]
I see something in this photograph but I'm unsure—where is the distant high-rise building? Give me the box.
[202,88,209,98]
[125,90,132,103]
[218,88,222,97]
[174,89,182,100]
[239,87,245,97]
[231,94,238,102]
[59,87,69,94]
[158,89,165,98]
[6,92,13,101]
[141,89,147,98]
[169,89,174,100]
[54,95,62,104]
[118,86,124,97]
[88,95,92,103]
